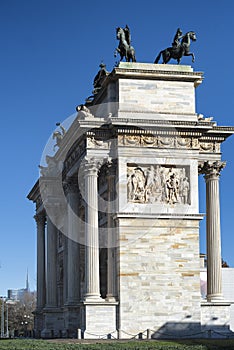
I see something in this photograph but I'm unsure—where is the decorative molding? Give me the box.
[118,134,199,150]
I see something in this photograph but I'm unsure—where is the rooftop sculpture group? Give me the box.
[114,26,196,65]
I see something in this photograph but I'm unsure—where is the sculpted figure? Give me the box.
[181,177,190,204]
[166,172,179,204]
[53,123,66,150]
[128,167,146,202]
[76,104,94,119]
[93,63,108,94]
[39,155,62,177]
[127,169,134,200]
[172,28,183,48]
[154,29,196,64]
[115,25,136,62]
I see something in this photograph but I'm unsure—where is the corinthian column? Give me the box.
[200,160,226,302]
[64,178,80,304]
[34,213,46,310]
[83,158,102,301]
[46,215,58,307]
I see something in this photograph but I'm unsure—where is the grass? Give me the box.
[1,339,234,350]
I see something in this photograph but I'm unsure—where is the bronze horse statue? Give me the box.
[154,31,197,64]
[115,25,136,62]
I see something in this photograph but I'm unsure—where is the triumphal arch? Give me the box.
[28,55,234,337]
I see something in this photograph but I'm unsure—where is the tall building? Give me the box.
[28,62,234,339]
[7,270,30,301]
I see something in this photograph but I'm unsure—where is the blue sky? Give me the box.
[0,0,234,296]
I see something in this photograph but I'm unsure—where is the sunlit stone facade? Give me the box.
[28,63,234,339]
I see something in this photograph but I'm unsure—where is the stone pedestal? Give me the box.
[201,301,231,336]
[82,301,117,339]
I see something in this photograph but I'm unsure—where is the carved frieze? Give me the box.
[118,134,200,150]
[118,133,223,155]
[87,137,109,149]
[199,142,221,153]
[127,164,190,205]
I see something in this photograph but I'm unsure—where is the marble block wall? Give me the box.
[117,218,201,337]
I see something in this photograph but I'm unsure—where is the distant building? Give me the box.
[7,271,30,301]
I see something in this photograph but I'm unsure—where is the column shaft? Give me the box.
[206,176,222,300]
[35,214,46,310]
[201,161,225,302]
[66,180,80,304]
[106,164,117,301]
[46,216,57,307]
[84,160,101,300]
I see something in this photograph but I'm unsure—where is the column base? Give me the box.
[105,295,117,302]
[83,294,103,302]
[207,294,224,302]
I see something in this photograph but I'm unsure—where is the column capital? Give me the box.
[199,160,226,180]
[82,157,104,176]
[34,213,46,226]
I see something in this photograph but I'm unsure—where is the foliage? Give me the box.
[0,292,36,336]
[1,339,234,350]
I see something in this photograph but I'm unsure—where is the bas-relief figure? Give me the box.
[115,25,136,62]
[127,165,190,205]
[154,28,196,64]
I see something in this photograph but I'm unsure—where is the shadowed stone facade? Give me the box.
[28,63,234,339]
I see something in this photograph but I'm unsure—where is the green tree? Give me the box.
[7,292,36,336]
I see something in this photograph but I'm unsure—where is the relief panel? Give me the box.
[127,164,190,205]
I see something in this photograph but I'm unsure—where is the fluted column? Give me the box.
[34,213,46,310]
[83,158,102,301]
[106,160,117,301]
[64,178,80,304]
[200,161,226,302]
[46,215,58,307]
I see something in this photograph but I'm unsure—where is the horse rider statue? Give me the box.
[115,25,136,62]
[154,28,196,64]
